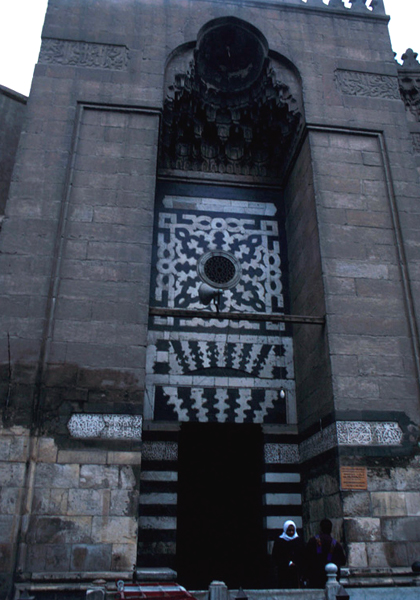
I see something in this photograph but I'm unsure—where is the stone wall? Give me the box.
[0,426,140,591]
[0,86,26,216]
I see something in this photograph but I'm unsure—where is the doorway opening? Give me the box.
[176,423,265,589]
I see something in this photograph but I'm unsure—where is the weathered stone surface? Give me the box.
[382,517,420,542]
[342,492,370,517]
[79,465,119,489]
[344,517,381,542]
[347,542,368,568]
[30,516,92,544]
[91,516,138,544]
[34,464,80,489]
[371,492,407,517]
[71,544,112,571]
[111,543,138,571]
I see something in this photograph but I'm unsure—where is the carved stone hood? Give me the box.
[159,18,303,180]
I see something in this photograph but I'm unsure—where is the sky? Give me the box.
[0,0,418,97]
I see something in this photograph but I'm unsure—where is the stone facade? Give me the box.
[1,0,420,597]
[0,85,27,216]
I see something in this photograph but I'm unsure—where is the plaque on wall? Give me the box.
[340,466,368,490]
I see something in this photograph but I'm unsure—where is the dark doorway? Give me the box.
[176,423,265,590]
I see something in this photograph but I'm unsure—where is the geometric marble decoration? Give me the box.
[67,414,142,440]
[146,195,297,425]
[154,204,285,320]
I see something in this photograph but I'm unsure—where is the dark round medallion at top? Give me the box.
[195,18,269,93]
[204,255,236,285]
[197,250,242,289]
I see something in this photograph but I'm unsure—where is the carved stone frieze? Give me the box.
[335,69,401,100]
[39,38,129,70]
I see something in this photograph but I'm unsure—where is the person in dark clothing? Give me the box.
[305,518,346,589]
[272,520,304,589]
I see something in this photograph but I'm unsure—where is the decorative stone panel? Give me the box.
[67,414,142,440]
[39,39,129,70]
[336,421,403,446]
[335,70,401,100]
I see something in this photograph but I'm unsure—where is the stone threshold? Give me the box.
[342,567,420,588]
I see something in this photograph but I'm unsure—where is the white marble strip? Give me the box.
[139,516,177,530]
[147,330,286,344]
[263,473,301,483]
[163,196,277,216]
[146,376,293,389]
[140,471,178,481]
[140,493,177,505]
[266,516,302,530]
[67,414,142,440]
[265,493,302,505]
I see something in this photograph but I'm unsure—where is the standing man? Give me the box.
[305,519,346,588]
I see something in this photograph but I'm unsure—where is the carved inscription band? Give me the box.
[266,421,403,464]
[39,38,129,70]
[335,69,401,100]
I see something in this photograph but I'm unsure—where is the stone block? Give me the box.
[109,543,136,571]
[0,544,12,572]
[45,543,72,572]
[347,542,368,567]
[34,463,80,488]
[32,516,92,544]
[405,493,420,516]
[372,492,407,517]
[108,452,142,466]
[344,517,381,542]
[57,450,107,465]
[382,517,420,542]
[91,516,138,544]
[71,544,112,571]
[79,465,119,489]
[342,492,370,517]
[26,542,46,571]
[110,490,139,516]
[0,463,26,487]
[37,437,58,463]
[119,466,138,490]
[68,489,109,516]
[0,516,16,544]
[392,468,420,492]
[32,488,50,515]
[0,487,22,515]
[49,489,69,515]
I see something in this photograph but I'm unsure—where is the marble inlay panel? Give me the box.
[67,414,142,440]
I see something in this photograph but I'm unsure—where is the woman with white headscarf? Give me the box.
[272,520,304,588]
